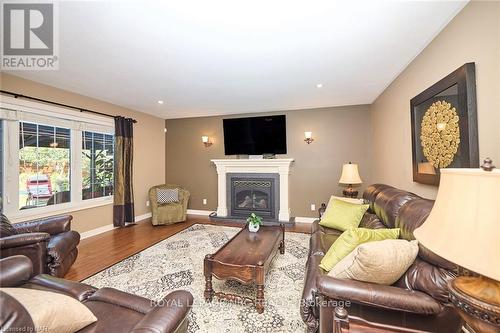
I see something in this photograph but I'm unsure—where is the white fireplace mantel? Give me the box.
[211,158,294,221]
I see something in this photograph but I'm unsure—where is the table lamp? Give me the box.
[339,162,362,198]
[414,158,500,333]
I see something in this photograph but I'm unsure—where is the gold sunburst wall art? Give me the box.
[410,63,479,186]
[420,101,460,168]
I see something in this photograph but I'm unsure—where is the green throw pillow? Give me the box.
[319,198,369,231]
[319,227,400,272]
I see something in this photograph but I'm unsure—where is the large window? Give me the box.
[82,131,114,200]
[1,98,115,220]
[19,122,71,209]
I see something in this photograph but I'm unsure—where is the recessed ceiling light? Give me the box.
[157,100,164,104]
[316,83,323,88]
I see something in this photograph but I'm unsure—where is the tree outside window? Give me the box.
[82,131,114,200]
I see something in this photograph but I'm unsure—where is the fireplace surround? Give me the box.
[211,158,294,222]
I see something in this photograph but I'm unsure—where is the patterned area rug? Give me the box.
[83,224,309,332]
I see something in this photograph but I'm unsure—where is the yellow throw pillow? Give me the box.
[319,227,400,272]
[319,197,369,231]
[1,288,97,333]
[328,239,419,285]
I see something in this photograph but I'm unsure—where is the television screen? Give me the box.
[223,115,287,155]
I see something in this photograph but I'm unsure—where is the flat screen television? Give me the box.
[223,115,287,155]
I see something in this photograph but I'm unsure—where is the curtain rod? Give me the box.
[0,89,137,123]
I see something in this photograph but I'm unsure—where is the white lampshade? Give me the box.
[339,163,362,184]
[414,167,500,281]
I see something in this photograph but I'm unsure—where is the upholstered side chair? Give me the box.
[149,184,190,225]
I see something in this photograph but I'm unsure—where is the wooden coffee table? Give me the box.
[204,223,285,313]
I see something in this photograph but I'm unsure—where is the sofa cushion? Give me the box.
[80,300,145,333]
[358,213,386,229]
[362,184,394,213]
[309,231,341,256]
[320,198,369,231]
[1,287,97,333]
[395,199,456,271]
[0,214,18,237]
[328,239,419,285]
[319,228,400,272]
[374,188,420,228]
[396,258,456,303]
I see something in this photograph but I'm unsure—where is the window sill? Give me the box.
[9,196,114,223]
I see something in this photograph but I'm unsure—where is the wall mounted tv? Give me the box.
[223,115,287,155]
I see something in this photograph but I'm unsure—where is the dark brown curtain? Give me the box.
[113,117,135,227]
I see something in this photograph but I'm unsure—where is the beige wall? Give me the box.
[0,73,165,233]
[165,105,372,218]
[370,1,500,199]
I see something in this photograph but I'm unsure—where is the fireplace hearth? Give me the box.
[228,173,279,220]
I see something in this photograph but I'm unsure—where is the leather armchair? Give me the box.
[0,255,193,333]
[0,214,80,277]
[149,184,190,225]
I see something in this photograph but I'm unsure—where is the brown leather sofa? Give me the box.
[0,214,80,277]
[300,184,462,333]
[0,255,193,333]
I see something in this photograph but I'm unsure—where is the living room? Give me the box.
[0,1,499,332]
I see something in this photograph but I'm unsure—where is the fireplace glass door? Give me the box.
[230,178,275,219]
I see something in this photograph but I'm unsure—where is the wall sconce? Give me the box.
[202,135,213,147]
[304,131,314,144]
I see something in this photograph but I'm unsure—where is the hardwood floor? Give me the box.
[65,215,312,281]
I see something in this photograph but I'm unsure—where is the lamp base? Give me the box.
[448,275,500,333]
[342,185,358,198]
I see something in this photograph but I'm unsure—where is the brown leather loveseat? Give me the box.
[0,255,193,333]
[0,214,79,277]
[300,184,462,332]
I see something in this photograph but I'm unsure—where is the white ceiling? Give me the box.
[8,0,467,119]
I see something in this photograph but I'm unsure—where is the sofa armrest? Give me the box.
[0,232,50,249]
[47,231,80,262]
[131,290,193,333]
[13,215,72,235]
[25,274,97,301]
[316,275,443,315]
[0,255,33,287]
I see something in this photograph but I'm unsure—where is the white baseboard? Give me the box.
[294,216,317,223]
[80,224,115,239]
[80,213,152,239]
[135,212,152,222]
[186,209,317,224]
[187,209,213,216]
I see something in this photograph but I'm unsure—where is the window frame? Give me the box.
[1,96,115,222]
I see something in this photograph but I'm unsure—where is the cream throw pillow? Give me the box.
[328,239,419,285]
[1,288,97,333]
[330,195,365,205]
